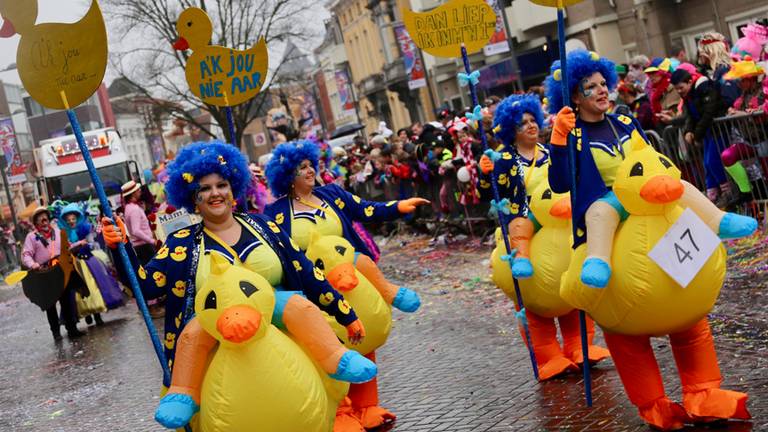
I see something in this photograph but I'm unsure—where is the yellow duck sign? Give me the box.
[173,7,268,107]
[402,0,497,58]
[0,0,107,109]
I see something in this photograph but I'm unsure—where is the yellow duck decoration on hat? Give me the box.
[173,7,268,107]
[0,0,107,109]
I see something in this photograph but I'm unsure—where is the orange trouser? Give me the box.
[347,351,379,409]
[603,318,721,409]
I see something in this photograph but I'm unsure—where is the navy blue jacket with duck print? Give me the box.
[112,212,357,386]
[265,184,403,258]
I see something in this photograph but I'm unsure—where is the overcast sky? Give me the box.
[0,0,329,85]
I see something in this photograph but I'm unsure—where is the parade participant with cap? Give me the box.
[21,206,84,340]
[719,57,767,203]
[546,49,754,290]
[122,180,157,265]
[264,139,427,428]
[102,141,376,427]
[644,57,681,128]
[617,81,653,130]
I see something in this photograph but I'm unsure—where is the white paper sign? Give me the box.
[647,208,720,288]
[157,209,194,241]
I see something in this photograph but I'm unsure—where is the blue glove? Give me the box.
[718,212,757,239]
[580,257,611,289]
[155,393,199,429]
[392,287,421,312]
[330,350,377,383]
[512,257,533,279]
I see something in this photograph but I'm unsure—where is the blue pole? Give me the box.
[557,5,593,407]
[64,108,171,386]
[460,45,539,381]
[225,106,237,145]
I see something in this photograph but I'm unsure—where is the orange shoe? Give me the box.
[638,397,690,431]
[683,388,751,423]
[567,345,611,365]
[537,355,578,381]
[335,398,364,432]
[356,405,396,429]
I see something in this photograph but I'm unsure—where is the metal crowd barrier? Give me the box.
[648,111,768,225]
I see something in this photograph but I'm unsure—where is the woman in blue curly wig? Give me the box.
[546,49,756,430]
[475,93,610,380]
[100,140,378,429]
[264,139,429,428]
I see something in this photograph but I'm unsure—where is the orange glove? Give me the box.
[479,155,494,174]
[397,197,430,213]
[550,106,576,147]
[101,216,128,249]
[346,319,366,345]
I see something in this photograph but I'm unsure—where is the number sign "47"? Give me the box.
[648,208,721,288]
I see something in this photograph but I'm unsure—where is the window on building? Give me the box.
[727,6,768,42]
[3,84,21,104]
[24,97,44,117]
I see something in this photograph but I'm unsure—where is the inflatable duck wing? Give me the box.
[174,7,268,107]
[157,253,346,432]
[560,131,726,336]
[0,0,107,109]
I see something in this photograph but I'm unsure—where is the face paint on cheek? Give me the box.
[195,193,204,204]
[579,81,594,98]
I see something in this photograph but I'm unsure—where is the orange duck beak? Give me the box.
[216,305,261,343]
[0,18,15,38]
[549,196,572,219]
[172,37,189,51]
[326,262,359,292]
[640,175,684,204]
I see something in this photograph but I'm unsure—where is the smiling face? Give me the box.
[64,213,78,228]
[516,112,540,146]
[33,212,51,233]
[573,72,610,118]
[196,173,234,222]
[292,159,316,194]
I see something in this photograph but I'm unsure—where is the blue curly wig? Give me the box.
[492,94,545,147]
[165,141,251,213]
[265,140,320,198]
[545,49,618,114]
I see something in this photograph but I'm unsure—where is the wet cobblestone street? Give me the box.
[0,233,766,431]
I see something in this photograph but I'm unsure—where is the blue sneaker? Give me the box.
[581,257,611,288]
[512,257,534,279]
[155,393,199,429]
[718,213,757,239]
[330,350,377,383]
[392,287,421,312]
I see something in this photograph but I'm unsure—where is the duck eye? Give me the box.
[314,259,324,270]
[239,281,258,297]
[629,162,644,177]
[659,156,672,169]
[334,245,347,255]
[542,189,552,200]
[204,291,217,310]
[187,21,192,27]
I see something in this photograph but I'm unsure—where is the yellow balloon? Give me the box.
[304,232,392,355]
[560,132,725,335]
[0,0,107,109]
[402,0,497,58]
[194,253,346,431]
[175,7,269,107]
